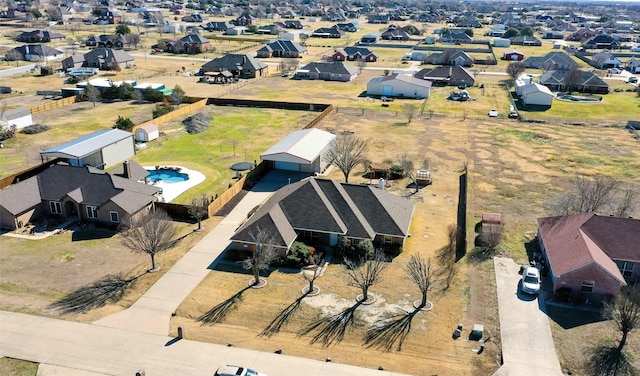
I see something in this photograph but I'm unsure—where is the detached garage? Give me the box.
[261,128,336,173]
[367,73,432,99]
[520,83,554,106]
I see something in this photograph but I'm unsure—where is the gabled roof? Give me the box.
[259,39,306,53]
[0,164,160,216]
[538,214,626,285]
[520,82,553,96]
[17,29,66,40]
[10,44,63,57]
[299,61,358,76]
[539,70,608,88]
[110,160,149,181]
[524,52,577,70]
[340,46,378,57]
[369,73,433,89]
[230,178,415,247]
[84,48,134,64]
[179,34,209,43]
[0,107,31,121]
[414,66,475,82]
[201,53,268,71]
[40,129,133,160]
[260,128,335,164]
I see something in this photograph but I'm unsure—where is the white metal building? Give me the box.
[0,107,33,129]
[134,124,159,143]
[260,128,336,173]
[519,83,554,106]
[40,129,135,169]
[366,73,432,99]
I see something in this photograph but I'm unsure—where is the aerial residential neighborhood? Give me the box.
[0,0,639,376]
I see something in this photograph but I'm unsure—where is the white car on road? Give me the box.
[215,365,266,376]
[488,109,499,117]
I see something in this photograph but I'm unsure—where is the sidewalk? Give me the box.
[0,311,410,376]
[92,188,273,335]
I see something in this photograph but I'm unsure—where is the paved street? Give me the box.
[492,257,563,376]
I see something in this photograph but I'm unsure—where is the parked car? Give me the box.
[627,76,638,84]
[607,68,622,74]
[520,266,541,295]
[214,365,266,376]
[488,109,499,117]
[282,71,291,77]
[381,96,394,102]
[508,111,518,119]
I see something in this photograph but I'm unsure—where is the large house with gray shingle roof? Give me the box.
[538,70,609,94]
[199,53,268,78]
[295,61,358,81]
[0,162,160,231]
[256,39,307,58]
[524,51,578,70]
[230,177,415,255]
[537,214,640,301]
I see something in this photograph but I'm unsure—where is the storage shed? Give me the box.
[519,83,554,106]
[40,129,135,169]
[260,128,335,173]
[134,123,159,143]
[0,107,33,129]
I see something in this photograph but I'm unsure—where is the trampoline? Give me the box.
[230,161,254,171]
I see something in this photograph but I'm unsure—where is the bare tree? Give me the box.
[169,85,185,106]
[242,228,279,287]
[324,135,369,183]
[554,175,619,215]
[343,249,388,303]
[614,185,638,218]
[302,252,323,294]
[564,67,583,93]
[398,154,418,193]
[506,61,526,82]
[403,103,418,124]
[406,254,433,308]
[356,58,367,73]
[120,208,177,272]
[606,285,640,353]
[187,193,209,231]
[83,83,101,107]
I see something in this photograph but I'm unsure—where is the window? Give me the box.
[581,280,595,293]
[86,205,98,219]
[351,238,360,246]
[110,211,119,223]
[384,236,392,245]
[49,201,62,214]
[616,261,634,277]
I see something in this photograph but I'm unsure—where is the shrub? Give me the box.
[113,116,134,130]
[142,87,165,102]
[384,244,403,257]
[40,66,54,76]
[336,237,374,260]
[287,242,312,265]
[182,112,212,134]
[0,125,16,141]
[152,102,174,118]
[20,124,51,134]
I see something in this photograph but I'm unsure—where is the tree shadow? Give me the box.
[260,292,309,338]
[198,286,252,325]
[364,305,424,352]
[71,228,118,241]
[298,301,363,347]
[585,344,638,376]
[49,272,146,314]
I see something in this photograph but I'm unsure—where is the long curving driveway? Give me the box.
[492,257,563,376]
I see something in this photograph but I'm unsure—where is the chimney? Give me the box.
[123,160,130,179]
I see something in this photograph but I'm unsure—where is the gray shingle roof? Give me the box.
[201,53,268,72]
[231,178,415,248]
[300,61,358,76]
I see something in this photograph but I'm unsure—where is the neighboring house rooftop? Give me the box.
[299,61,358,76]
[231,177,415,248]
[260,128,335,164]
[0,107,31,122]
[40,129,133,160]
[537,213,640,285]
[369,73,433,89]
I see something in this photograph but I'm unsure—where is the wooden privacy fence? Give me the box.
[131,98,208,132]
[30,96,80,114]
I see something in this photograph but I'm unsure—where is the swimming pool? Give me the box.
[146,168,189,183]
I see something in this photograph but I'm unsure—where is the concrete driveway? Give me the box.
[492,257,563,376]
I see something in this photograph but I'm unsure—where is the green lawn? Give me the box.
[132,106,316,203]
[0,358,38,376]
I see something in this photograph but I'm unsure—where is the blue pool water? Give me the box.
[146,168,189,183]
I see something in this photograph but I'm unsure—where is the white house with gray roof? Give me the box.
[230,177,415,254]
[260,128,335,173]
[40,129,135,169]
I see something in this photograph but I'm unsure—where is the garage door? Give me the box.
[274,161,300,171]
[382,85,393,96]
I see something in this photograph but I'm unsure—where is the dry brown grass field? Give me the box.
[1,16,640,376]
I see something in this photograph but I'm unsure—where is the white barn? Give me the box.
[1,107,33,129]
[135,123,159,143]
[40,129,135,169]
[261,128,335,173]
[367,73,432,99]
[519,83,554,106]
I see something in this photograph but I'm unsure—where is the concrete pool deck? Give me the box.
[145,166,205,203]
